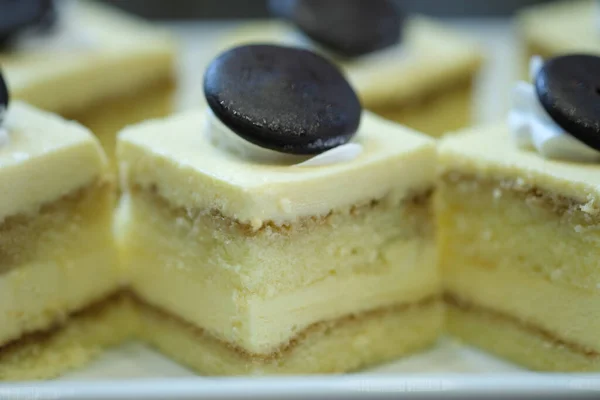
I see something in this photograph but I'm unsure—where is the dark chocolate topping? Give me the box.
[0,0,55,48]
[204,44,361,155]
[269,0,403,58]
[535,54,600,152]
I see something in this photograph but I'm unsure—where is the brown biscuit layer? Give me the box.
[441,172,600,222]
[134,184,434,236]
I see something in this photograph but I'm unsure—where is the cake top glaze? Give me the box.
[439,123,600,207]
[118,110,435,227]
[0,101,106,222]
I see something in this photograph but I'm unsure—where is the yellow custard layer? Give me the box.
[0,1,175,116]
[137,295,442,375]
[447,304,600,372]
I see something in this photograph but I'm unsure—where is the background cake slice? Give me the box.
[0,98,128,380]
[117,44,442,375]
[0,1,176,171]
[435,51,600,372]
[213,1,482,137]
[438,123,600,371]
[438,54,600,371]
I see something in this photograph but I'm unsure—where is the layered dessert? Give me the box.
[517,0,599,73]
[0,0,176,171]
[0,73,125,380]
[437,54,600,371]
[215,0,482,137]
[117,44,441,374]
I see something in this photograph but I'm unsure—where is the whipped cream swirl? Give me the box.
[509,56,600,162]
[205,109,363,167]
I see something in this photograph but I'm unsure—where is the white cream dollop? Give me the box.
[205,108,363,167]
[508,56,600,162]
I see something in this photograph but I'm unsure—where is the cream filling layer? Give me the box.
[444,260,600,352]
[0,248,120,347]
[130,238,438,354]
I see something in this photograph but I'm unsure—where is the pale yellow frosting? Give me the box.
[0,1,175,115]
[519,0,600,55]
[439,123,600,209]
[0,101,106,221]
[218,17,482,108]
[118,110,436,226]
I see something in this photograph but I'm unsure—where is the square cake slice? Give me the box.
[0,102,128,380]
[0,1,176,171]
[437,124,600,371]
[116,110,441,375]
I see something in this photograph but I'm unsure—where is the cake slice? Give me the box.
[438,53,600,371]
[438,124,600,371]
[0,97,128,380]
[117,44,441,375]
[0,1,176,171]
[215,2,482,137]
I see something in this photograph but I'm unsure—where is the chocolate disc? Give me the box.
[0,70,8,117]
[0,0,55,46]
[269,0,403,57]
[204,44,361,155]
[535,54,600,152]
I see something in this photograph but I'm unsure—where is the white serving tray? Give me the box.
[0,339,599,399]
[1,20,596,400]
